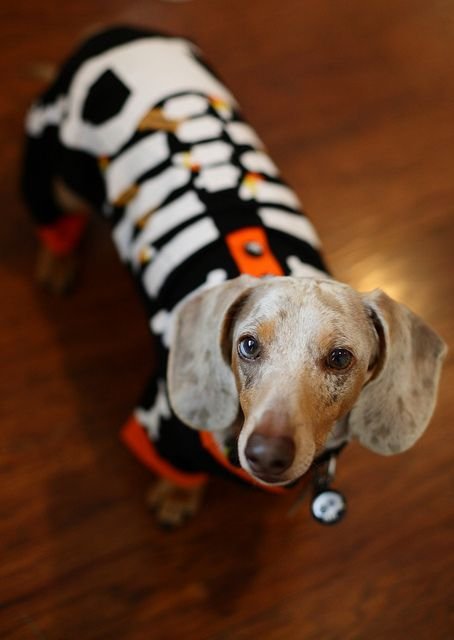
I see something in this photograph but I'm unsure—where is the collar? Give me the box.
[288,443,348,524]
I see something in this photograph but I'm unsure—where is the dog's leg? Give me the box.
[35,246,79,295]
[34,178,91,294]
[146,478,206,528]
[22,86,90,294]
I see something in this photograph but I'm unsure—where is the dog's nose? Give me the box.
[245,433,295,478]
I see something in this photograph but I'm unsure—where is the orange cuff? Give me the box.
[37,212,88,256]
[121,416,209,489]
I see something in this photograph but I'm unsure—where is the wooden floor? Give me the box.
[1,1,453,638]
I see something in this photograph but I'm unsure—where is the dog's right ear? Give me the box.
[167,275,258,432]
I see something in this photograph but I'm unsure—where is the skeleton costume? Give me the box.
[22,26,329,491]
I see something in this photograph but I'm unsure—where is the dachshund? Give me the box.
[22,26,446,526]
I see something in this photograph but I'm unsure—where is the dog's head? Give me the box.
[168,276,446,486]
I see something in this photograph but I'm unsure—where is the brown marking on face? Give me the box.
[256,319,277,347]
[306,326,360,411]
[310,326,341,358]
[295,366,366,456]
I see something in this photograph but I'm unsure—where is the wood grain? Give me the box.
[1,1,453,638]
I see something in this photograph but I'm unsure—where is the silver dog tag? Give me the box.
[288,450,347,523]
[311,489,346,525]
[311,452,346,525]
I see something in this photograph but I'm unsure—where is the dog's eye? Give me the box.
[238,336,260,360]
[327,348,353,370]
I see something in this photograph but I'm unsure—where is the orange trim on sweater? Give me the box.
[37,212,88,256]
[225,226,284,277]
[121,416,209,489]
[199,431,286,494]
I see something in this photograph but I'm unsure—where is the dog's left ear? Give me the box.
[167,275,258,432]
[349,289,447,455]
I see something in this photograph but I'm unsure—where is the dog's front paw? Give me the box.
[35,246,78,295]
[146,478,205,528]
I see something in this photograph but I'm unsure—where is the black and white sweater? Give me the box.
[22,26,328,489]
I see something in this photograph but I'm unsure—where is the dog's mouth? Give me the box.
[227,439,289,484]
[250,471,292,486]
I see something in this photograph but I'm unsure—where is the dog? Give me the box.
[22,26,446,526]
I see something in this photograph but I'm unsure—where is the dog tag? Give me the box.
[310,452,346,525]
[288,449,347,524]
[311,488,346,525]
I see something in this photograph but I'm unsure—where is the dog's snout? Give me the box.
[245,433,295,479]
